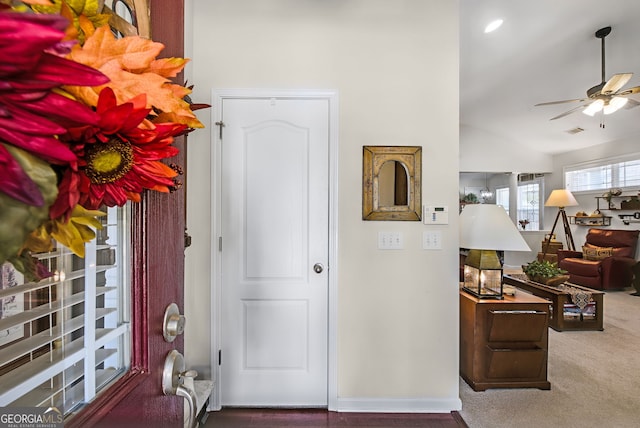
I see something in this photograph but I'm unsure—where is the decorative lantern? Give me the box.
[462,249,503,299]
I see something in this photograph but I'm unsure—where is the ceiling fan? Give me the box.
[535,26,640,123]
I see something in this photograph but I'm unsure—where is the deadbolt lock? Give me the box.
[163,303,186,342]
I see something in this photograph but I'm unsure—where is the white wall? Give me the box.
[460,125,553,173]
[184,0,460,412]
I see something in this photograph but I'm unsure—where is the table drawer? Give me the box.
[487,310,547,342]
[485,346,546,379]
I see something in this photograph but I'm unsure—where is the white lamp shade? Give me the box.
[545,189,578,207]
[459,204,531,252]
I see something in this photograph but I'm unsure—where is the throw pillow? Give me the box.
[582,246,614,261]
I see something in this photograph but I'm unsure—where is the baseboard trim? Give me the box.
[334,397,463,413]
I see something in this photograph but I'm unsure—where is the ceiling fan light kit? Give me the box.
[605,96,628,114]
[582,97,627,116]
[535,26,640,123]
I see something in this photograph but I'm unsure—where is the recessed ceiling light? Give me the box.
[484,19,504,33]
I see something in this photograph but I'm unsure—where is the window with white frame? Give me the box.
[565,153,640,193]
[0,206,130,416]
[517,179,542,230]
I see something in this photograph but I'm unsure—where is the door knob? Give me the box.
[162,350,197,428]
[163,303,186,342]
[313,263,324,274]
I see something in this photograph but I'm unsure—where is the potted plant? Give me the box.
[461,193,479,204]
[522,260,569,286]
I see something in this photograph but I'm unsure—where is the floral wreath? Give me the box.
[0,0,208,280]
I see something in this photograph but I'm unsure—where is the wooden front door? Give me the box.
[67,1,188,427]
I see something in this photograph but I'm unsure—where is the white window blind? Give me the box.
[0,206,130,415]
[565,154,640,193]
[565,164,612,192]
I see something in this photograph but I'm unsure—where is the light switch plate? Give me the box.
[378,232,403,249]
[423,230,442,250]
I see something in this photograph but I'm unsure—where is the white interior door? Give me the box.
[220,95,329,406]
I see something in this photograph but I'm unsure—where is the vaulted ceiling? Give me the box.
[461,0,640,155]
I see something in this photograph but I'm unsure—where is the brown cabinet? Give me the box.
[460,290,551,391]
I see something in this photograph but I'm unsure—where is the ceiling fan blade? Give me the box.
[549,104,589,120]
[617,85,640,96]
[534,98,586,106]
[601,73,633,95]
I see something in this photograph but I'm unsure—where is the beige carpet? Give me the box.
[459,287,640,428]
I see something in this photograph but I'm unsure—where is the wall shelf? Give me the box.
[569,215,611,226]
[595,194,640,211]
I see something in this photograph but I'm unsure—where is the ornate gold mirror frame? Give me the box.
[362,146,422,221]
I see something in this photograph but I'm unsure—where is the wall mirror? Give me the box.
[362,146,422,221]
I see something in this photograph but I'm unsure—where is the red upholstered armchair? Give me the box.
[557,228,639,290]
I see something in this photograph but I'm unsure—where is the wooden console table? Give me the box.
[460,290,551,391]
[503,275,604,332]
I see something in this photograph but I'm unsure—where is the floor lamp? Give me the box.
[542,189,579,257]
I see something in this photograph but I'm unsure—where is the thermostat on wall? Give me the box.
[424,205,449,225]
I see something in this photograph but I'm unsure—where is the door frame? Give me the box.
[210,89,339,411]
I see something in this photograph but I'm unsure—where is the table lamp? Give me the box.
[542,189,579,256]
[460,204,531,299]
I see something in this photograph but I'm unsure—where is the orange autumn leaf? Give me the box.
[78,12,96,39]
[167,83,191,98]
[64,26,204,128]
[69,25,164,71]
[148,57,190,78]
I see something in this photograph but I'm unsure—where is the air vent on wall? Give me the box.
[565,127,585,135]
[518,173,544,182]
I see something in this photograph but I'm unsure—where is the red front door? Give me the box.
[67,1,188,427]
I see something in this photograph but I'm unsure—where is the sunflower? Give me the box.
[50,87,187,219]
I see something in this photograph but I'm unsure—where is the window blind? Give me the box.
[0,206,130,415]
[565,153,640,193]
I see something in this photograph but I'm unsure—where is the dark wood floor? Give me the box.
[203,408,468,428]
